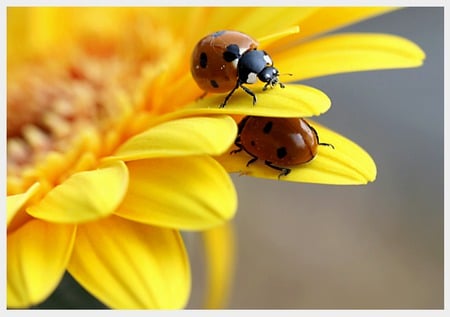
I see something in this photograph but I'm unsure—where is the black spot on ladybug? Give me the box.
[223,44,241,62]
[276,147,288,159]
[199,52,208,68]
[210,80,219,88]
[262,121,273,134]
[250,140,256,147]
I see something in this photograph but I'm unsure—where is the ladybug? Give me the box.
[232,116,334,177]
[191,30,285,108]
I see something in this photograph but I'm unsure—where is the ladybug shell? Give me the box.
[191,30,258,93]
[239,116,319,165]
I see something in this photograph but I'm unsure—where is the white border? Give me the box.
[2,1,448,316]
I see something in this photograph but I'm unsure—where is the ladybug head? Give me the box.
[238,50,284,88]
[257,66,280,86]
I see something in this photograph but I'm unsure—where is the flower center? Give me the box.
[7,19,180,195]
[7,56,116,194]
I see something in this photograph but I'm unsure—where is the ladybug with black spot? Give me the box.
[231,116,334,178]
[191,30,285,108]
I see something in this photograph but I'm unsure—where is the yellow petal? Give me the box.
[218,120,376,185]
[258,25,301,48]
[110,115,237,162]
[7,219,76,308]
[275,33,426,81]
[178,84,331,118]
[224,7,316,40]
[202,223,235,309]
[27,161,129,223]
[116,156,237,230]
[7,182,40,227]
[67,216,190,309]
[268,7,397,51]
[302,7,397,38]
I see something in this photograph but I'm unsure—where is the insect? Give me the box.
[231,116,334,178]
[191,30,285,108]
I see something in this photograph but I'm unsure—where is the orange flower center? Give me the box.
[7,18,185,195]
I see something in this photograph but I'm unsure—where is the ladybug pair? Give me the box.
[191,30,333,177]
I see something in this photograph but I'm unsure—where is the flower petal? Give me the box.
[217,120,376,184]
[67,216,190,309]
[197,7,306,38]
[110,115,237,162]
[226,7,316,40]
[179,84,331,118]
[116,156,237,230]
[301,7,396,38]
[7,182,40,227]
[7,219,76,308]
[202,223,235,309]
[267,7,397,51]
[27,161,129,223]
[275,33,426,81]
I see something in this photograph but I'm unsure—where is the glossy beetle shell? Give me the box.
[191,30,258,93]
[239,116,319,165]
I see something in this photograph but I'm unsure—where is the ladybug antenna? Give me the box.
[274,73,292,89]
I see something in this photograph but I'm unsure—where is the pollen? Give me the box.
[7,11,185,196]
[7,54,129,195]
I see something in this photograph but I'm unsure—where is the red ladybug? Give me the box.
[232,116,334,177]
[191,30,285,108]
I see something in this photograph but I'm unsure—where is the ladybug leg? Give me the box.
[231,116,252,155]
[239,84,257,105]
[230,136,243,154]
[220,81,240,108]
[221,81,257,107]
[230,143,259,168]
[309,125,335,149]
[246,156,258,167]
[262,79,285,91]
[319,142,334,149]
[264,161,291,178]
[230,148,242,155]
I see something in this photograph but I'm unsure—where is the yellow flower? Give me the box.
[7,7,425,309]
[7,8,238,309]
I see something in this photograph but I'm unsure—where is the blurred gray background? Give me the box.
[36,7,444,309]
[190,7,444,309]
